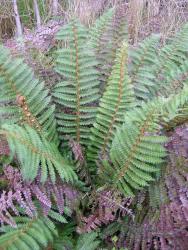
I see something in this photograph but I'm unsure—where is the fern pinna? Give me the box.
[0,7,188,250]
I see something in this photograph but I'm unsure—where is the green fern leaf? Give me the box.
[108,102,167,196]
[143,23,188,98]
[157,59,188,97]
[161,85,188,127]
[129,34,160,100]
[0,216,57,250]
[87,42,135,169]
[53,20,100,147]
[89,7,128,92]
[0,45,58,145]
[75,232,100,250]
[0,124,77,183]
[89,8,115,50]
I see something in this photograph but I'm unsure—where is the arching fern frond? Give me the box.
[157,59,188,97]
[104,102,167,196]
[0,46,58,145]
[87,42,135,170]
[89,8,115,50]
[160,22,188,63]
[144,23,188,98]
[129,35,160,100]
[0,124,77,183]
[89,6,128,93]
[161,85,188,128]
[0,216,57,250]
[53,20,100,148]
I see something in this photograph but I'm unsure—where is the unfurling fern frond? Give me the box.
[87,42,135,170]
[53,20,100,148]
[106,102,167,196]
[0,124,77,183]
[0,46,58,145]
[0,216,57,250]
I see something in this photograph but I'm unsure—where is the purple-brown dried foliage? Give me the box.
[0,165,79,227]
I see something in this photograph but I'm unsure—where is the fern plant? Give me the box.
[0,8,188,250]
[0,216,57,250]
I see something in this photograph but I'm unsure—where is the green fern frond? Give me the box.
[129,35,160,100]
[53,20,100,147]
[157,59,188,96]
[160,22,188,62]
[0,216,57,250]
[53,229,100,250]
[0,46,58,145]
[89,7,128,92]
[106,102,167,196]
[87,42,135,169]
[0,124,77,183]
[53,223,75,250]
[161,85,188,128]
[48,210,68,224]
[144,23,188,98]
[112,5,128,47]
[89,8,115,50]
[75,232,100,250]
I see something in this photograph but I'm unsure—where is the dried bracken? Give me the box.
[0,166,79,227]
[77,189,133,233]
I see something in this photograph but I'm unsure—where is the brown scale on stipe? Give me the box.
[16,95,41,131]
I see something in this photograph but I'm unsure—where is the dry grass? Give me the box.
[159,0,188,42]
[62,0,107,26]
[61,0,128,26]
[1,0,188,43]
[128,0,146,43]
[0,1,15,40]
[140,0,188,41]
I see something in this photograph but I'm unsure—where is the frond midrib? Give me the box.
[114,108,157,182]
[100,51,126,157]
[73,24,81,143]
